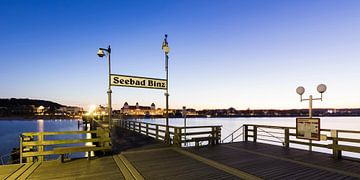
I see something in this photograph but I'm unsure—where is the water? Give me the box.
[0,119,84,164]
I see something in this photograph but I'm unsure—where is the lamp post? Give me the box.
[296,84,327,151]
[162,34,170,143]
[97,45,112,129]
[296,84,327,118]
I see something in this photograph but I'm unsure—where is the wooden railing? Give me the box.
[20,127,111,163]
[225,124,360,159]
[116,120,221,147]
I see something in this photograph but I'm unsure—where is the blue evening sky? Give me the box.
[1,0,360,110]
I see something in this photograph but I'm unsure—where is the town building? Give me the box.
[121,102,167,116]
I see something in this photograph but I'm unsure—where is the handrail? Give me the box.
[257,127,285,145]
[117,120,222,147]
[242,124,360,159]
[20,127,111,163]
[222,125,243,143]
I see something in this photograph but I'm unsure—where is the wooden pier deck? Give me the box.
[2,141,360,179]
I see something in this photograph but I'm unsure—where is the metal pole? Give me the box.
[165,53,170,143]
[183,106,187,146]
[309,95,312,151]
[309,95,313,118]
[107,45,112,129]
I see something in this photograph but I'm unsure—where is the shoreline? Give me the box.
[0,116,81,120]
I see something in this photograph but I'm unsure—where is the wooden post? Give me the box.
[332,130,342,159]
[155,125,159,140]
[216,127,220,144]
[146,124,149,136]
[38,132,44,162]
[19,136,23,163]
[211,127,215,145]
[132,121,136,131]
[284,128,290,148]
[139,122,141,133]
[253,125,257,142]
[244,125,248,142]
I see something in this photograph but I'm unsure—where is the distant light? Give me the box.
[97,49,105,57]
[163,46,170,54]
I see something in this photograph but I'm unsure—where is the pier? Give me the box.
[1,119,360,179]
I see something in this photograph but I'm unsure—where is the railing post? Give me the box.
[19,136,23,164]
[332,130,342,159]
[38,132,44,162]
[132,121,136,131]
[211,127,215,145]
[216,126,221,144]
[244,125,248,142]
[146,124,149,136]
[284,128,290,148]
[139,122,141,133]
[253,125,257,142]
[155,125,159,140]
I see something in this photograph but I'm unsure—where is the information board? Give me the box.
[296,118,320,141]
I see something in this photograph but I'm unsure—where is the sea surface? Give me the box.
[0,117,359,164]
[0,119,85,164]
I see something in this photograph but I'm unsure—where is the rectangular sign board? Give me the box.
[110,74,167,90]
[296,118,320,141]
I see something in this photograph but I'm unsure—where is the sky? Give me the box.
[1,0,360,110]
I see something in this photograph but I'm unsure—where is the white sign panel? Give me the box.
[296,118,320,141]
[110,74,167,90]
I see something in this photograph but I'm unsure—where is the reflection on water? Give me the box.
[85,123,94,158]
[37,120,44,132]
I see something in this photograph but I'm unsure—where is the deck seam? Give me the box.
[225,144,360,178]
[172,147,262,180]
[121,147,173,155]
[118,154,144,180]
[113,155,135,180]
[17,161,41,180]
[4,163,31,180]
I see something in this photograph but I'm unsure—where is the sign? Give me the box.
[110,74,167,90]
[296,118,320,141]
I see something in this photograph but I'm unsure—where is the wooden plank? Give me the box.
[224,143,360,178]
[4,163,34,179]
[27,156,124,179]
[0,164,23,180]
[23,137,111,146]
[22,130,98,136]
[17,161,41,179]
[113,155,135,180]
[173,148,262,180]
[22,146,110,157]
[118,154,144,180]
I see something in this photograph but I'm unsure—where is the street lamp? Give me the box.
[296,84,327,118]
[97,45,112,128]
[162,34,170,143]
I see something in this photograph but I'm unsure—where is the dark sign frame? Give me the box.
[296,118,321,141]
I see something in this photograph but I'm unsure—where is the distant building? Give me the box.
[121,102,167,116]
[57,106,83,116]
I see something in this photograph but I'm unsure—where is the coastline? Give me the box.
[0,115,81,120]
